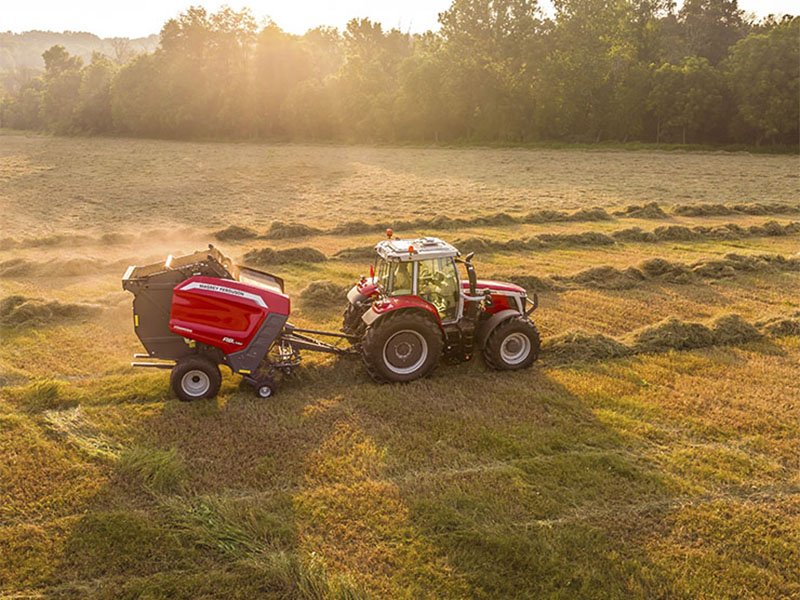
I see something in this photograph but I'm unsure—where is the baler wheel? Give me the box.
[255,380,276,399]
[170,356,222,401]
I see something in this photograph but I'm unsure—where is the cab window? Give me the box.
[376,258,413,297]
[417,257,459,321]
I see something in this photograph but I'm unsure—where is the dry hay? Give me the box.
[299,280,348,309]
[552,265,645,290]
[673,202,800,217]
[227,216,799,260]
[711,314,763,345]
[262,221,323,239]
[451,237,505,253]
[242,246,326,266]
[3,228,202,249]
[539,253,800,293]
[0,295,102,328]
[652,224,702,241]
[612,227,657,242]
[330,220,376,235]
[630,314,761,354]
[748,220,800,236]
[543,313,789,365]
[506,275,565,293]
[544,331,632,363]
[333,245,377,260]
[327,207,614,237]
[0,257,109,278]
[524,206,611,223]
[0,233,91,249]
[693,253,800,279]
[756,313,800,337]
[457,221,799,257]
[615,202,669,219]
[536,231,616,246]
[611,221,798,244]
[639,258,695,284]
[214,225,259,242]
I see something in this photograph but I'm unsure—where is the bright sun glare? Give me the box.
[4,0,797,38]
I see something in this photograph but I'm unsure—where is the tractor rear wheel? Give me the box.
[361,311,443,383]
[483,317,540,371]
[170,356,221,401]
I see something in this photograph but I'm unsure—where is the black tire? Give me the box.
[483,317,541,371]
[254,379,276,399]
[170,356,222,401]
[342,302,367,337]
[361,310,443,383]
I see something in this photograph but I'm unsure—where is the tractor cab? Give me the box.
[374,236,461,322]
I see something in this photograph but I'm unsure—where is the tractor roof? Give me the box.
[375,236,459,262]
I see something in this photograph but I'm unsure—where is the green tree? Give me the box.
[679,0,744,64]
[438,0,546,141]
[111,53,164,135]
[337,18,412,140]
[725,17,800,144]
[648,56,725,143]
[41,45,83,132]
[0,79,44,129]
[76,53,116,132]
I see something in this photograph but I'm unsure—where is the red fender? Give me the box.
[361,295,443,329]
[475,309,521,348]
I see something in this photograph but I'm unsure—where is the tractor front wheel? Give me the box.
[483,317,541,371]
[361,311,443,383]
[170,356,222,401]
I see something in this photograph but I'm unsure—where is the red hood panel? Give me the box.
[462,279,526,294]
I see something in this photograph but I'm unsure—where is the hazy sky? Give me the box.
[3,0,797,38]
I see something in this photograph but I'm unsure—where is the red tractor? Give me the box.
[122,237,539,400]
[343,233,540,382]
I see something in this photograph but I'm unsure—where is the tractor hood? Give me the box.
[463,279,526,295]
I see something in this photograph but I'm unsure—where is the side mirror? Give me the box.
[465,252,474,263]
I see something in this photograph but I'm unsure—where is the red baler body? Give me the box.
[170,276,290,356]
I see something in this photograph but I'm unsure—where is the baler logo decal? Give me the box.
[181,281,268,308]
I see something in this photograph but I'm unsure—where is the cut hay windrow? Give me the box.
[543,312,788,365]
[241,246,327,266]
[755,312,800,337]
[211,202,800,244]
[299,280,349,309]
[213,225,259,241]
[614,202,669,219]
[0,295,103,328]
[255,221,800,266]
[0,257,121,279]
[261,221,323,239]
[264,206,615,240]
[503,253,800,293]
[3,228,199,249]
[453,221,800,257]
[672,202,800,217]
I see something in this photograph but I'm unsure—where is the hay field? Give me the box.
[1,131,799,599]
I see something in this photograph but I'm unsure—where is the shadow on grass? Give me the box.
[8,343,791,598]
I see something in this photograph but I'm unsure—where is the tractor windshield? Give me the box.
[376,258,413,297]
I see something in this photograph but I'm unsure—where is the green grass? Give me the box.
[118,446,187,494]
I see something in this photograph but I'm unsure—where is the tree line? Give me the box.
[1,0,797,146]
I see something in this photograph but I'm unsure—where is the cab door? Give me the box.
[416,257,462,323]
